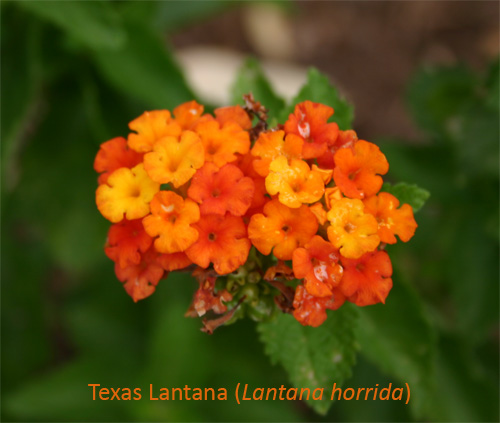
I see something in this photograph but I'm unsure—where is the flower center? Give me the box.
[206,143,218,155]
[348,169,360,181]
[208,233,216,242]
[344,223,355,233]
[130,186,141,197]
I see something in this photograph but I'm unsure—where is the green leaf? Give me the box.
[119,1,233,33]
[231,58,286,122]
[280,68,354,129]
[407,66,477,138]
[257,305,358,415]
[356,273,436,420]
[381,182,430,213]
[153,1,233,33]
[18,0,126,51]
[92,20,195,109]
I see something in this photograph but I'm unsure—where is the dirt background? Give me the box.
[172,1,499,140]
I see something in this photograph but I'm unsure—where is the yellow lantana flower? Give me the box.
[326,198,380,259]
[265,157,324,208]
[143,130,205,187]
[96,163,160,223]
[128,110,182,153]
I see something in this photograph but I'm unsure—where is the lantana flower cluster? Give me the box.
[94,96,417,332]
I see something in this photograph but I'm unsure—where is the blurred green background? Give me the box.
[2,1,499,422]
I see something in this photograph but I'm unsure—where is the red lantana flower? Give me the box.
[284,101,339,159]
[340,250,393,306]
[157,252,192,272]
[316,129,358,169]
[293,235,343,297]
[292,285,345,327]
[188,163,255,216]
[94,137,144,185]
[105,219,152,269]
[114,246,166,302]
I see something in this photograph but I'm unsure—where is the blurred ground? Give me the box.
[172,1,499,140]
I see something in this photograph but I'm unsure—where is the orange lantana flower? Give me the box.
[251,130,303,177]
[96,163,160,223]
[363,192,417,244]
[248,199,318,260]
[187,163,255,216]
[173,100,205,130]
[143,130,204,187]
[317,129,358,169]
[292,285,345,327]
[128,110,182,153]
[293,236,343,297]
[157,252,192,271]
[114,246,166,302]
[326,198,380,259]
[311,164,333,185]
[324,187,343,209]
[265,157,325,208]
[105,219,152,269]
[237,153,268,217]
[142,191,200,254]
[309,202,327,225]
[186,214,251,275]
[194,119,250,168]
[214,105,252,130]
[284,100,339,159]
[94,137,144,185]
[333,140,389,199]
[340,250,393,306]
